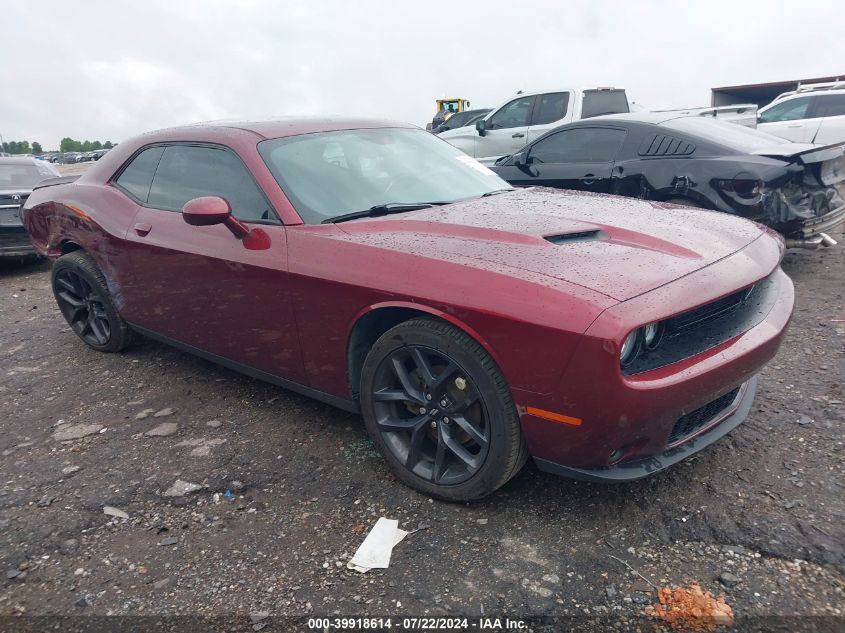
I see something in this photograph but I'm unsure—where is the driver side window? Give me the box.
[759,97,811,124]
[488,96,535,130]
[529,128,626,164]
[148,145,277,223]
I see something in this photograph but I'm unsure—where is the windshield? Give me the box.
[0,163,54,189]
[258,128,510,224]
[441,111,471,129]
[661,117,789,152]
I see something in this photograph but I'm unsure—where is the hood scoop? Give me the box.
[545,229,608,245]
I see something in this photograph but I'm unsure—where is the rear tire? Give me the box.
[360,317,527,501]
[51,251,132,352]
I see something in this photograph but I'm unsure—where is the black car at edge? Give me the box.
[0,157,61,258]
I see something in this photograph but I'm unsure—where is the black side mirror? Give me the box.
[475,119,487,137]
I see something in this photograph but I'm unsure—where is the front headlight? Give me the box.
[643,322,663,349]
[732,178,762,199]
[620,322,666,370]
[620,330,640,367]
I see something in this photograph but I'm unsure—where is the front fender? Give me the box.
[348,300,507,372]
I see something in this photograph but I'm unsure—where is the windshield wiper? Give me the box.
[481,188,514,197]
[322,202,447,224]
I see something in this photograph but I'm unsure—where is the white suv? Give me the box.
[757,88,845,144]
[438,87,629,162]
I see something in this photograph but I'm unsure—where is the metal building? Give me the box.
[711,75,844,108]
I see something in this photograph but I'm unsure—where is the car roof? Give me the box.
[144,117,418,141]
[760,88,845,111]
[501,87,624,99]
[585,112,687,125]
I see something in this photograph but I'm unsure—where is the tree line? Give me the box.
[59,137,115,153]
[2,140,43,154]
[1,138,115,155]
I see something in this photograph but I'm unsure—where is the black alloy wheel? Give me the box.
[51,250,133,352]
[54,268,111,347]
[371,345,489,485]
[360,317,528,501]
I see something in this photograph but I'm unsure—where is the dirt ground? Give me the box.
[0,171,843,630]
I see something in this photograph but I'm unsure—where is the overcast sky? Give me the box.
[2,0,843,150]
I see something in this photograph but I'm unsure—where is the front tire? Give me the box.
[51,251,132,352]
[360,317,527,501]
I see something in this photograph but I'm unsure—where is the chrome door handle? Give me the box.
[512,132,525,138]
[581,173,596,185]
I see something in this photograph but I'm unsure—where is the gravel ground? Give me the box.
[0,188,842,631]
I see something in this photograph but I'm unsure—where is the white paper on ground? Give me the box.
[347,517,409,573]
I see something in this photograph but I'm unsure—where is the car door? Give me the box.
[477,95,536,159]
[498,127,627,193]
[757,95,819,142]
[810,93,845,144]
[117,143,307,384]
[525,91,572,144]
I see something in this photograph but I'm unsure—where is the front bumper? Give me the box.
[534,375,757,482]
[516,233,794,480]
[0,225,36,257]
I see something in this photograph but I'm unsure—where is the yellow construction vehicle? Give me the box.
[427,98,471,131]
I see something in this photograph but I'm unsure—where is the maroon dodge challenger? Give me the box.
[22,118,794,501]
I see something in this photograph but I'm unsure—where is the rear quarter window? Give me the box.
[638,134,696,157]
[581,90,629,119]
[814,94,845,118]
[114,146,164,203]
[532,92,570,126]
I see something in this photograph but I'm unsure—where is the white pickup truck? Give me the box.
[437,87,630,163]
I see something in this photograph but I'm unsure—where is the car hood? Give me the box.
[334,188,767,301]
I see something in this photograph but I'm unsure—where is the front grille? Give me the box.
[623,274,778,375]
[668,387,740,447]
[668,286,754,332]
[0,193,27,210]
